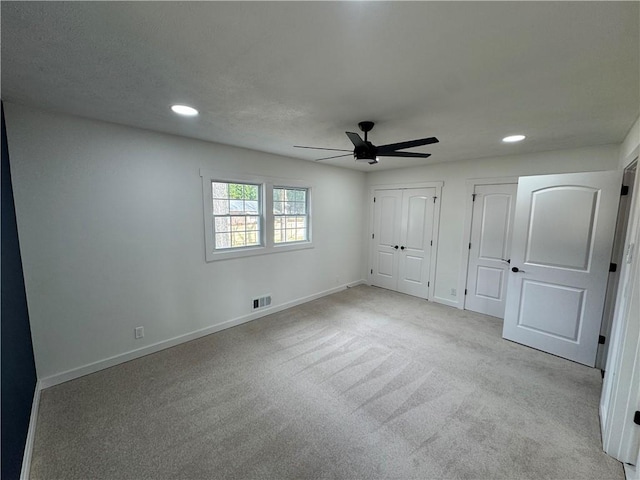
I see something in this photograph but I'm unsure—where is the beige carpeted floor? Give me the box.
[30,285,623,479]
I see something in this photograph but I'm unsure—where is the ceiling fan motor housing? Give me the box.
[354,142,377,161]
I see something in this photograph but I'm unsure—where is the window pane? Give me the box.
[274,201,284,215]
[229,184,244,199]
[246,216,258,231]
[215,217,230,232]
[245,200,259,214]
[213,199,229,215]
[296,228,306,241]
[213,182,228,199]
[228,199,243,214]
[231,216,246,229]
[215,232,231,249]
[231,231,244,247]
[245,185,258,200]
[246,232,258,245]
[274,188,283,201]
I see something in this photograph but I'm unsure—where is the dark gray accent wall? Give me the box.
[1,103,38,479]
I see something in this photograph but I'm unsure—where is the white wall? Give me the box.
[366,145,620,305]
[4,103,367,382]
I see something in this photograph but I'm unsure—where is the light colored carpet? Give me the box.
[30,285,623,479]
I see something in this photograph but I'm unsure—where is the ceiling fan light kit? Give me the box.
[294,121,439,165]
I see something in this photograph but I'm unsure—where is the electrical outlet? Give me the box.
[134,326,144,339]
[450,288,457,296]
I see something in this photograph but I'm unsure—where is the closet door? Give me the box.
[397,188,436,299]
[370,189,402,290]
[370,188,437,299]
[465,183,517,318]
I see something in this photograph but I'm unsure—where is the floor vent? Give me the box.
[252,295,272,310]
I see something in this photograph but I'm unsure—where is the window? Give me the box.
[212,182,261,250]
[201,170,313,261]
[273,187,308,244]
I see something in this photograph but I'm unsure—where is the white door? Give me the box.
[371,190,402,290]
[465,183,517,318]
[371,188,436,299]
[503,171,622,366]
[397,188,436,298]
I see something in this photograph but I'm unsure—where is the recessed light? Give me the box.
[502,135,526,143]
[171,105,199,116]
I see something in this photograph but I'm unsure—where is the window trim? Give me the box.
[201,169,313,262]
[273,186,310,246]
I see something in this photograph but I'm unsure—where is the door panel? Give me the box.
[503,171,622,366]
[517,280,584,340]
[476,266,504,299]
[377,252,395,278]
[526,187,597,269]
[398,188,435,298]
[465,183,517,318]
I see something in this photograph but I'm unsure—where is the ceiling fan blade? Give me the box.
[377,137,439,154]
[294,146,352,152]
[379,152,432,158]
[345,132,366,148]
[315,153,353,162]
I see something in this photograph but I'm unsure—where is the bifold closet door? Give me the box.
[371,188,436,300]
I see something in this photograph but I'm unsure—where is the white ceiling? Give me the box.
[2,2,638,171]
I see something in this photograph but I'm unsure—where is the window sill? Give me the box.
[206,241,314,262]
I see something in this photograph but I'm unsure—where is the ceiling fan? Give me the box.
[294,121,439,165]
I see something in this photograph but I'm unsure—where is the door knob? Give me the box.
[511,266,525,273]
[394,245,399,250]
[401,246,405,250]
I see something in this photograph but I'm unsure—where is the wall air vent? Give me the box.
[252,295,272,310]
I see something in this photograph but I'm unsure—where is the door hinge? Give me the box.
[464,289,468,295]
[371,268,373,275]
[634,411,640,426]
[372,233,375,239]
[609,263,617,273]
[472,193,477,202]
[373,197,376,203]
[599,335,606,345]
[433,196,437,203]
[427,281,430,287]
[430,240,433,246]
[621,185,629,196]
[469,242,471,250]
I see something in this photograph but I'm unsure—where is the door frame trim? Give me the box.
[368,181,443,301]
[458,177,519,311]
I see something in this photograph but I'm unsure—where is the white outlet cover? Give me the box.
[135,326,144,339]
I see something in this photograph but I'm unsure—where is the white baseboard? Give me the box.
[431,295,460,308]
[20,380,42,480]
[39,280,366,389]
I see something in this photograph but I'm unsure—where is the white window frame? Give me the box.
[201,169,313,262]
[273,186,311,245]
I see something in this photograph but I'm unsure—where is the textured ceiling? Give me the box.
[1,2,638,171]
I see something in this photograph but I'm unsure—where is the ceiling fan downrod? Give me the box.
[358,121,375,143]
